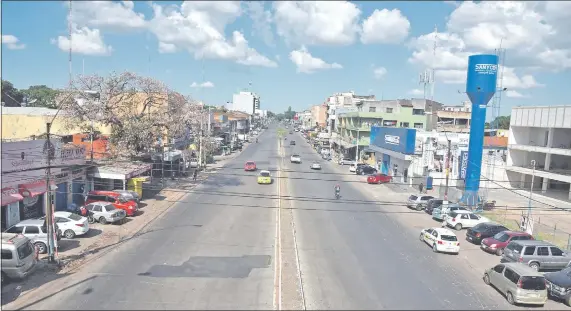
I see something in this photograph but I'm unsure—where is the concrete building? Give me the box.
[505,105,571,201]
[437,101,472,133]
[311,104,328,128]
[232,92,260,115]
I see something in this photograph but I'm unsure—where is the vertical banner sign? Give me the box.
[463,54,499,204]
[459,151,468,180]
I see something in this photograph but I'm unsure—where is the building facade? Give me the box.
[311,104,328,128]
[506,105,571,201]
[232,92,260,115]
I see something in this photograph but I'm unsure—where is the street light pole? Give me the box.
[527,160,536,221]
[444,139,452,201]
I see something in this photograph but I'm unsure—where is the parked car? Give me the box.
[85,190,138,216]
[1,234,37,284]
[356,165,377,175]
[481,231,534,256]
[424,199,444,215]
[367,173,391,184]
[445,210,490,230]
[483,262,547,306]
[432,203,467,221]
[419,227,460,254]
[84,202,127,225]
[189,158,199,168]
[38,211,89,239]
[544,266,571,306]
[112,189,140,203]
[339,158,355,166]
[466,222,509,245]
[290,154,302,163]
[244,161,257,171]
[407,194,435,211]
[4,219,61,254]
[502,240,571,271]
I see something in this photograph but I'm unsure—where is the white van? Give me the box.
[1,234,37,284]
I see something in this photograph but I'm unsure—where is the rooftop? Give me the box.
[1,106,60,116]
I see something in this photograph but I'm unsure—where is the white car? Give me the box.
[445,210,490,230]
[39,211,89,239]
[290,154,302,163]
[310,162,321,170]
[189,158,199,168]
[419,227,460,254]
[349,164,357,173]
[339,158,355,166]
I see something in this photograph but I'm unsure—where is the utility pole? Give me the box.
[90,119,94,162]
[45,122,56,263]
[444,139,452,201]
[526,159,536,232]
[355,130,360,164]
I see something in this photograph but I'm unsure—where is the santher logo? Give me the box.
[385,135,400,145]
[474,64,498,75]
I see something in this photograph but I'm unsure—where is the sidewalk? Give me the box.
[1,149,244,307]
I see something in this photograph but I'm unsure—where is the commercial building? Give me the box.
[232,91,260,115]
[437,101,472,133]
[505,105,571,201]
[311,104,328,128]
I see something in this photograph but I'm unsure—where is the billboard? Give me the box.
[1,139,85,174]
[463,54,499,202]
[370,126,416,155]
[458,151,468,180]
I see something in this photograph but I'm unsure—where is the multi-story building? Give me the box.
[232,91,260,115]
[437,101,472,133]
[311,104,328,128]
[505,105,571,201]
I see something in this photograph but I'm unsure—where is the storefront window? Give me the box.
[19,194,45,220]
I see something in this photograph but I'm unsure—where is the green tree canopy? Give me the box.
[1,80,24,106]
[22,85,60,109]
[488,115,511,130]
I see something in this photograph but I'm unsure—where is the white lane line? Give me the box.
[274,136,282,311]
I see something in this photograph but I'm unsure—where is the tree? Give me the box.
[1,80,24,106]
[489,115,511,130]
[267,111,275,118]
[59,72,201,159]
[21,85,60,109]
[284,106,296,120]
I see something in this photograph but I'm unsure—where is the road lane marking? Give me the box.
[274,136,282,310]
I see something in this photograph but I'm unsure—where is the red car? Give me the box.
[367,173,391,184]
[85,190,139,216]
[244,161,257,171]
[481,231,534,256]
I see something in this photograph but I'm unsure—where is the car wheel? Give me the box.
[496,248,504,256]
[1,271,8,285]
[64,229,76,239]
[483,273,491,285]
[454,223,462,230]
[419,234,424,242]
[565,295,571,307]
[34,242,47,254]
[432,243,438,253]
[87,215,95,224]
[506,292,515,305]
[99,217,108,225]
[529,262,540,271]
[416,204,423,211]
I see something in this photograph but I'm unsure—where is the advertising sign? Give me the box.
[458,151,468,180]
[464,54,499,200]
[370,126,416,155]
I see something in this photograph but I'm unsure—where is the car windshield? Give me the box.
[493,232,510,242]
[105,204,116,211]
[17,241,34,260]
[68,213,82,221]
[292,155,300,157]
[409,195,418,200]
[520,276,546,290]
[246,162,255,165]
[261,172,270,177]
[440,235,458,241]
[472,223,489,232]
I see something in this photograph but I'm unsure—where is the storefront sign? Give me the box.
[1,187,23,206]
[371,127,417,155]
[459,151,469,180]
[2,139,85,173]
[58,146,86,166]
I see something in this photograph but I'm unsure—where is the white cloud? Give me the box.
[409,88,425,96]
[505,90,528,98]
[191,81,214,88]
[500,66,544,89]
[361,9,411,44]
[51,24,113,56]
[244,1,274,47]
[148,2,277,67]
[158,42,177,54]
[373,67,387,79]
[289,46,342,74]
[68,1,146,30]
[273,1,361,46]
[2,34,26,50]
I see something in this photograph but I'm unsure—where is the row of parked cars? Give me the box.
[409,194,571,307]
[1,189,141,285]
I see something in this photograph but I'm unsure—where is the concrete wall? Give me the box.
[1,113,111,140]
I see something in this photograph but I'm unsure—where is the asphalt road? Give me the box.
[282,131,512,310]
[13,127,281,310]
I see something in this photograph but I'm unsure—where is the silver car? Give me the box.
[85,202,126,225]
[502,240,571,271]
[483,262,547,306]
[1,234,37,283]
[4,219,61,254]
[113,189,140,203]
[310,162,321,170]
[407,194,435,211]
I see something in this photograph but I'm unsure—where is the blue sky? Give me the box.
[2,1,571,118]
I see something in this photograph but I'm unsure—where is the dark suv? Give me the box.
[424,199,444,215]
[466,222,508,245]
[356,165,377,175]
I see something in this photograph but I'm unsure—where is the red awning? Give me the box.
[18,180,49,198]
[1,187,24,206]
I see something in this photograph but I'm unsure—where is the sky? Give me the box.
[2,1,571,118]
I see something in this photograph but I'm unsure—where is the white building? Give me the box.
[506,105,571,201]
[232,92,260,115]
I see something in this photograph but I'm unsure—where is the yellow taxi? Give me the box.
[257,170,272,184]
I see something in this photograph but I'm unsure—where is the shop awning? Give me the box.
[2,187,23,205]
[92,162,152,180]
[18,179,51,198]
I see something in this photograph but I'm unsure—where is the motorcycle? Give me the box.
[335,190,340,200]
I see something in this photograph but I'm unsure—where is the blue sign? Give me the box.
[370,126,416,155]
[458,151,468,180]
[463,54,498,204]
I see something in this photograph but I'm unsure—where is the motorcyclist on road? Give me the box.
[334,184,341,196]
[256,138,258,143]
[193,169,198,181]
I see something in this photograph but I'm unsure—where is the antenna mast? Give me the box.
[68,0,73,87]
[431,25,438,101]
